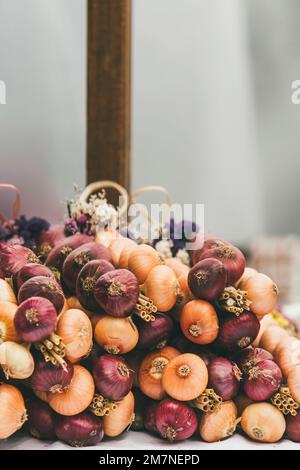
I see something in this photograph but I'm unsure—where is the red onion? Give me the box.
[155,399,198,441]
[94,269,139,317]
[199,245,245,285]
[93,354,133,400]
[286,411,300,442]
[55,411,104,447]
[62,242,112,293]
[131,388,148,431]
[30,359,74,394]
[36,225,65,259]
[76,259,115,311]
[14,297,57,342]
[216,311,260,352]
[188,258,227,301]
[16,263,56,290]
[135,313,173,350]
[0,244,39,278]
[18,276,65,314]
[144,400,159,434]
[236,347,274,373]
[27,398,57,440]
[45,233,92,273]
[208,357,242,400]
[190,237,231,266]
[242,359,282,401]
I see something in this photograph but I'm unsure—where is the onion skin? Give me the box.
[93,354,133,400]
[286,411,300,442]
[14,297,57,342]
[0,301,19,343]
[208,358,242,400]
[30,360,74,394]
[102,391,135,437]
[0,384,27,439]
[0,279,17,304]
[215,311,260,352]
[16,263,56,291]
[55,411,104,447]
[109,238,137,267]
[18,276,65,314]
[236,347,274,370]
[45,233,92,273]
[199,245,245,285]
[36,224,65,258]
[241,403,286,443]
[94,269,139,317]
[242,359,282,401]
[76,259,114,311]
[0,244,39,278]
[180,299,219,345]
[56,309,93,364]
[94,315,139,355]
[62,242,112,293]
[288,365,300,403]
[190,236,231,266]
[27,398,57,440]
[143,265,179,313]
[239,273,278,318]
[0,341,34,380]
[128,244,163,284]
[199,401,239,443]
[143,400,159,434]
[155,399,198,441]
[135,313,173,350]
[188,258,226,301]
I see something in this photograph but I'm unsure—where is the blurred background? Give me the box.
[1,0,300,300]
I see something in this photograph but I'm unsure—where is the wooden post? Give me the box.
[87,0,131,194]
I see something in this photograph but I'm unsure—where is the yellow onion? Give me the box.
[102,391,135,437]
[259,326,289,354]
[109,238,137,268]
[0,384,27,439]
[274,337,300,378]
[128,244,163,284]
[288,365,300,403]
[252,314,277,348]
[239,273,278,318]
[241,402,286,443]
[143,265,179,312]
[0,341,34,379]
[94,315,139,354]
[57,309,93,363]
[199,401,239,442]
[0,301,19,344]
[0,279,17,304]
[96,228,121,248]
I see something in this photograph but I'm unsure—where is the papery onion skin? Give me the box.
[180,299,219,345]
[93,354,133,400]
[16,263,56,291]
[27,398,57,440]
[0,384,27,439]
[76,259,115,311]
[109,238,137,267]
[208,358,242,400]
[236,347,274,371]
[259,326,288,355]
[0,341,34,380]
[143,265,179,313]
[94,315,139,355]
[199,245,245,286]
[128,244,163,284]
[155,399,198,441]
[241,402,286,443]
[286,411,300,442]
[55,411,104,447]
[242,359,282,401]
[14,297,57,343]
[190,236,231,266]
[239,273,278,318]
[62,242,112,293]
[102,391,135,437]
[0,244,39,278]
[45,233,92,273]
[0,279,17,304]
[275,337,300,379]
[199,401,239,443]
[215,311,260,352]
[94,269,139,317]
[143,400,159,434]
[30,359,74,394]
[135,313,173,350]
[287,365,300,403]
[188,258,227,301]
[18,276,65,314]
[0,301,19,343]
[36,224,65,258]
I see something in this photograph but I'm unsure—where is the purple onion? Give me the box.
[93,354,133,400]
[286,411,300,442]
[236,347,274,372]
[62,242,112,293]
[94,269,139,317]
[243,359,282,401]
[76,259,115,311]
[188,258,227,301]
[16,263,56,290]
[155,399,198,441]
[18,276,65,314]
[14,297,57,342]
[216,311,260,352]
[45,233,92,273]
[30,360,74,394]
[199,244,245,285]
[0,244,39,278]
[208,357,242,400]
[55,412,104,447]
[27,398,57,440]
[144,400,159,434]
[36,225,66,259]
[135,313,173,350]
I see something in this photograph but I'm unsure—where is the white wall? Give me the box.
[0,0,86,222]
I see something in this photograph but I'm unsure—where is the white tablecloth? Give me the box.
[1,431,300,450]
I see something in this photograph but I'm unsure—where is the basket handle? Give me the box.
[0,184,21,222]
[130,186,172,228]
[79,180,129,217]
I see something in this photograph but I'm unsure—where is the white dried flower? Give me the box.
[155,240,173,260]
[176,248,190,266]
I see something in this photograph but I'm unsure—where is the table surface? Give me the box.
[1,431,300,451]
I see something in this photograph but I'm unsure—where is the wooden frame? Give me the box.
[87,0,131,194]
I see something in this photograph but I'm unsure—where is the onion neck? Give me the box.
[107,280,124,296]
[177,364,191,378]
[252,427,264,440]
[195,271,208,286]
[164,425,177,441]
[25,308,39,325]
[216,246,235,260]
[117,363,130,377]
[238,336,251,349]
[189,322,202,337]
[81,276,97,292]
[105,345,120,355]
[149,357,168,379]
[74,252,90,266]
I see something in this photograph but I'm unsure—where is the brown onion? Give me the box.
[199,401,239,442]
[55,411,104,447]
[0,384,27,439]
[93,354,133,400]
[239,273,278,318]
[102,391,135,437]
[241,402,285,443]
[18,276,65,314]
[62,242,112,293]
[94,315,138,355]
[188,258,226,301]
[76,259,114,311]
[14,297,57,342]
[180,299,219,345]
[94,269,139,317]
